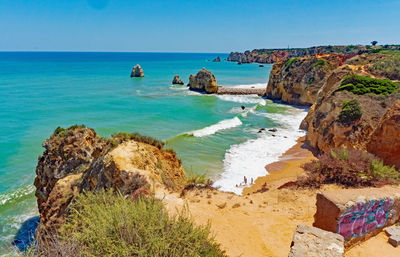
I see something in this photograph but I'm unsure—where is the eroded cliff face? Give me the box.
[34,126,186,241]
[367,101,400,168]
[265,55,343,106]
[298,55,400,167]
[265,51,400,168]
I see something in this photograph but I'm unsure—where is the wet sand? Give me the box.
[243,136,316,195]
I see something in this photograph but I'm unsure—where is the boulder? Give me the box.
[288,225,344,257]
[172,75,184,85]
[313,188,400,247]
[188,68,218,94]
[259,64,264,67]
[213,56,221,62]
[130,64,144,77]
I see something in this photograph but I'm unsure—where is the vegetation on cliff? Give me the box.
[337,74,398,96]
[338,99,362,125]
[296,148,400,188]
[370,53,400,80]
[23,190,226,257]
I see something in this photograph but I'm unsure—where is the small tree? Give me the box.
[371,41,378,46]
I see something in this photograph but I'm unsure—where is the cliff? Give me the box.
[227,45,372,64]
[34,126,186,242]
[264,49,400,168]
[265,54,345,106]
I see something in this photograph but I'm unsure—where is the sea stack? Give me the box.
[188,68,218,94]
[130,64,144,77]
[213,56,221,62]
[172,75,184,85]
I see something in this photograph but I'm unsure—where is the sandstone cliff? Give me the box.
[188,68,218,94]
[265,54,344,106]
[34,126,186,241]
[227,45,371,64]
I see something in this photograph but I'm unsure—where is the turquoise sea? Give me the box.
[0,52,307,254]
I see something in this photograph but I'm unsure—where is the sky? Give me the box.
[0,0,399,52]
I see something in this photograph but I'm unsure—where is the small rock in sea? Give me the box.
[259,64,264,67]
[188,68,218,94]
[268,128,278,132]
[238,62,242,65]
[172,75,184,85]
[241,105,246,110]
[213,56,221,62]
[272,134,276,137]
[130,64,144,77]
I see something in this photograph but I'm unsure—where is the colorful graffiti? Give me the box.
[337,198,394,240]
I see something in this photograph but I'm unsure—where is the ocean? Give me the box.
[0,52,307,254]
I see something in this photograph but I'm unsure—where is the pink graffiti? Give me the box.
[337,198,393,240]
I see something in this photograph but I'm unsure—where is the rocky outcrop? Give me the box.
[213,56,221,62]
[130,64,144,77]
[367,101,400,168]
[172,75,184,85]
[188,68,218,94]
[266,55,343,106]
[34,126,186,242]
[289,225,344,257]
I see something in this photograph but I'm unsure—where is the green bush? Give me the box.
[337,74,398,95]
[338,99,362,124]
[284,58,299,70]
[56,190,226,257]
[312,59,326,68]
[111,132,165,149]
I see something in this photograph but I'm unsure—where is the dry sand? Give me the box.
[164,136,400,257]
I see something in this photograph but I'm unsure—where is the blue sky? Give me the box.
[0,0,399,52]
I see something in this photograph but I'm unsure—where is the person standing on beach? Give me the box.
[244,176,247,185]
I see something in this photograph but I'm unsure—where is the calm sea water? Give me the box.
[0,52,306,254]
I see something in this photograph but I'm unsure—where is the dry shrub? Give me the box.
[296,148,400,188]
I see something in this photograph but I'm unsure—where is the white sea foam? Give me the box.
[216,94,266,105]
[0,185,35,206]
[187,117,242,137]
[213,107,308,195]
[220,82,267,89]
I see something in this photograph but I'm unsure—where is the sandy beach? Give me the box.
[243,136,316,194]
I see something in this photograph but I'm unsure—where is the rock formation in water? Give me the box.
[172,75,184,85]
[130,64,144,77]
[188,68,218,94]
[213,56,221,62]
[34,126,186,242]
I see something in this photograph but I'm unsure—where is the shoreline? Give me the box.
[243,136,316,195]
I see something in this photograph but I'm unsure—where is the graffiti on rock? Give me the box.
[337,198,393,240]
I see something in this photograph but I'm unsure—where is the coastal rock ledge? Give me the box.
[188,68,218,94]
[130,64,144,77]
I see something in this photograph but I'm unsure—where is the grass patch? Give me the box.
[337,74,398,95]
[27,190,226,257]
[284,58,299,70]
[338,99,362,125]
[370,54,400,80]
[312,59,326,68]
[111,132,165,150]
[52,125,87,138]
[295,148,399,188]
